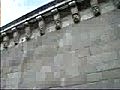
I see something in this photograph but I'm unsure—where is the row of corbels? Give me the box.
[1,0,102,49]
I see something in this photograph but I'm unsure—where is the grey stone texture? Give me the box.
[1,2,120,89]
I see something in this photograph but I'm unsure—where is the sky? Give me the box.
[1,0,54,27]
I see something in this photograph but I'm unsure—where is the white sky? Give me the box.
[1,0,54,27]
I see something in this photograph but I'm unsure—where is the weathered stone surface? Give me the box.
[75,47,90,58]
[87,72,102,82]
[90,39,120,55]
[1,2,120,89]
[85,63,97,73]
[1,78,6,88]
[114,79,120,88]
[5,72,21,89]
[96,59,120,71]
[102,69,120,80]
[87,51,118,64]
[65,73,87,86]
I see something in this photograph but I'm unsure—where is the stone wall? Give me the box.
[1,1,120,89]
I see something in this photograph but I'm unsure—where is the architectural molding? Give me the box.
[0,0,117,50]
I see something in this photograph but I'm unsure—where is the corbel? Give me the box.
[3,34,9,49]
[12,27,20,45]
[24,21,32,41]
[36,15,46,36]
[90,0,101,17]
[69,0,80,23]
[51,8,62,30]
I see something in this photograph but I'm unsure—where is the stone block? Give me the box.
[34,45,57,57]
[59,32,73,47]
[95,80,108,88]
[72,31,90,48]
[114,79,120,88]
[1,78,6,88]
[87,51,118,65]
[87,72,102,82]
[78,57,88,73]
[106,79,114,88]
[85,63,97,73]
[63,73,87,87]
[22,71,36,83]
[36,72,46,82]
[45,72,54,82]
[86,80,113,89]
[102,69,120,80]
[53,54,64,67]
[60,52,82,77]
[1,67,11,75]
[9,65,21,73]
[5,72,21,89]
[64,65,80,77]
[18,82,36,89]
[96,60,120,71]
[90,39,120,56]
[41,57,54,66]
[54,72,61,79]
[23,62,38,71]
[42,31,60,46]
[41,66,52,73]
[87,82,99,89]
[65,84,88,89]
[99,30,116,44]
[75,47,90,58]
[9,60,21,67]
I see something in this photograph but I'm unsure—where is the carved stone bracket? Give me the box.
[12,27,20,45]
[3,35,9,49]
[36,15,46,36]
[51,9,62,30]
[24,21,32,41]
[69,1,80,23]
[90,0,101,17]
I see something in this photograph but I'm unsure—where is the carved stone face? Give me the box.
[55,20,61,30]
[72,14,80,23]
[25,26,31,41]
[92,5,101,16]
[3,36,9,49]
[13,31,19,45]
[53,13,61,30]
[38,21,45,36]
[40,29,45,36]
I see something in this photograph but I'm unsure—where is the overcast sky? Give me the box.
[1,0,54,27]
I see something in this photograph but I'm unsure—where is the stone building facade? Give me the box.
[1,0,120,89]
